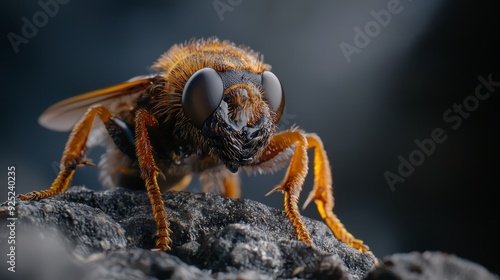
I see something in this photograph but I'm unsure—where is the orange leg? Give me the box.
[261,130,371,254]
[303,134,371,254]
[19,105,111,200]
[134,109,172,251]
[200,169,241,198]
[221,172,241,198]
[263,130,312,244]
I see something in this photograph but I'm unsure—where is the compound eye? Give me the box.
[182,68,224,129]
[262,71,285,121]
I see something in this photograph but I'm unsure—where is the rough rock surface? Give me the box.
[365,251,499,280]
[1,186,374,280]
[0,186,497,280]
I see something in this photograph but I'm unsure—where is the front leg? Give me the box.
[261,129,312,244]
[259,129,372,254]
[19,105,112,200]
[134,109,172,251]
[303,134,371,254]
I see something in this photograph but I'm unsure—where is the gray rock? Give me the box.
[1,186,375,280]
[2,187,497,280]
[365,251,499,280]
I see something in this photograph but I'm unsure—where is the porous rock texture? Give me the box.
[0,186,497,280]
[365,251,499,280]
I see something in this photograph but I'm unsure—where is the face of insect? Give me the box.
[182,68,285,172]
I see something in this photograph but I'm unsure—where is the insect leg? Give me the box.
[19,105,113,200]
[220,171,241,198]
[200,168,241,198]
[302,133,371,254]
[134,109,172,251]
[261,130,312,244]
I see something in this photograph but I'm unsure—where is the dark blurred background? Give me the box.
[1,0,499,275]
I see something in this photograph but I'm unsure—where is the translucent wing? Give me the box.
[39,75,158,132]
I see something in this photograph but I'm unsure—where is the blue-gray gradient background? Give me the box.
[1,0,499,274]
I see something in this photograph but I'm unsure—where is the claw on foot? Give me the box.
[353,241,371,254]
[265,185,284,196]
[152,236,172,252]
[18,191,42,201]
[78,159,96,167]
